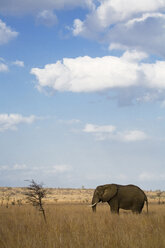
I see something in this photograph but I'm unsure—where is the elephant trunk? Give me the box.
[92,202,97,212]
[91,196,99,212]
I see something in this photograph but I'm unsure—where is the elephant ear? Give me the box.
[102,184,117,202]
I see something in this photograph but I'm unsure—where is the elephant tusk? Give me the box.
[90,202,97,207]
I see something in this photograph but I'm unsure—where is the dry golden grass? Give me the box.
[0,187,94,205]
[0,203,165,248]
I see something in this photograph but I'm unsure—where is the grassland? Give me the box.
[0,188,165,248]
[0,187,164,205]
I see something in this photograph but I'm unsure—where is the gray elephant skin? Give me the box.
[91,184,148,214]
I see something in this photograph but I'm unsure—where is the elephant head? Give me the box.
[91,184,118,212]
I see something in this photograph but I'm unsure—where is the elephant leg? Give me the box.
[132,202,144,214]
[111,207,119,214]
[108,200,119,214]
[132,209,141,214]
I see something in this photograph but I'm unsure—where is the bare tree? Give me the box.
[17,199,23,206]
[11,198,16,206]
[156,190,163,205]
[6,193,12,208]
[25,179,47,222]
[1,192,4,206]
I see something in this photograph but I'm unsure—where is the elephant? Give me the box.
[91,184,148,214]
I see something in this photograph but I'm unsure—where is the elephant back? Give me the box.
[119,184,146,199]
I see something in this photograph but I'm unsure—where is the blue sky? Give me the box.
[0,0,165,189]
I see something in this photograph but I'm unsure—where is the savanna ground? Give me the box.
[0,187,165,248]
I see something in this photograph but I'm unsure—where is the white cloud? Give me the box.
[0,164,71,174]
[71,1,165,56]
[83,123,116,133]
[141,61,165,89]
[0,164,27,171]
[83,123,147,142]
[31,51,143,93]
[139,172,165,181]
[0,63,8,72]
[108,13,165,57]
[31,51,165,103]
[121,50,148,62]
[0,0,94,15]
[98,0,165,25]
[36,10,58,27]
[0,114,37,132]
[51,165,72,173]
[125,12,165,27]
[72,0,165,35]
[33,164,72,175]
[73,19,85,36]
[118,130,147,142]
[0,19,18,45]
[109,43,128,51]
[13,164,27,170]
[12,60,24,67]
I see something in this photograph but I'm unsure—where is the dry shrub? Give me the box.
[0,203,165,248]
